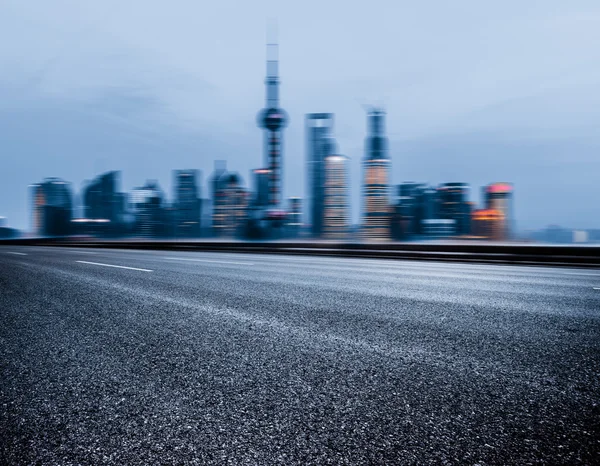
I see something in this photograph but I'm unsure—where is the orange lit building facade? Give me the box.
[472,209,506,241]
[363,159,391,240]
[361,109,391,241]
[484,182,513,240]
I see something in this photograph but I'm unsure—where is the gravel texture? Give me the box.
[1,246,599,465]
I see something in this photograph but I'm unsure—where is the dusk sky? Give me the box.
[1,0,599,231]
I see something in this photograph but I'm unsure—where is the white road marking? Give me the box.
[163,257,254,266]
[6,251,27,255]
[76,260,153,272]
[594,287,600,290]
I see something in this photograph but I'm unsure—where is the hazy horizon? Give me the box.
[2,0,600,232]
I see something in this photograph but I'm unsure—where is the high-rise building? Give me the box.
[174,169,201,237]
[437,182,471,235]
[391,183,451,240]
[395,182,428,237]
[286,197,302,237]
[213,172,247,237]
[484,182,514,239]
[252,168,271,208]
[421,218,456,237]
[210,160,228,231]
[82,171,121,222]
[472,209,505,241]
[257,42,288,211]
[31,178,73,237]
[422,187,438,223]
[362,108,391,241]
[323,154,349,240]
[130,180,165,238]
[79,171,125,236]
[306,113,335,237]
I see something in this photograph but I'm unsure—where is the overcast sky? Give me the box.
[1,0,599,231]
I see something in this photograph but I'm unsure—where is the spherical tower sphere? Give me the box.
[258,108,288,131]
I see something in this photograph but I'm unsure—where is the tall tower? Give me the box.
[306,113,335,237]
[484,182,514,239]
[173,170,201,237]
[362,108,391,240]
[257,42,288,210]
[323,154,349,240]
[438,182,471,235]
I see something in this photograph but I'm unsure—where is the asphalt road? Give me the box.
[1,246,599,465]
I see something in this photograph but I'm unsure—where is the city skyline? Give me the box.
[8,105,598,237]
[2,1,600,231]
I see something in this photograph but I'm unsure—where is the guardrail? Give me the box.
[2,237,599,268]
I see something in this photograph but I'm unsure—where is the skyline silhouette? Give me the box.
[1,0,599,231]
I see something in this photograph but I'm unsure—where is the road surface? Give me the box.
[1,246,599,464]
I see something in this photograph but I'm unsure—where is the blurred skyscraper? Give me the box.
[82,171,121,221]
[252,168,271,208]
[393,182,429,239]
[472,209,506,241]
[306,113,335,237]
[437,182,472,235]
[174,169,201,237]
[79,171,126,236]
[130,181,165,238]
[212,168,247,238]
[362,109,391,241]
[210,161,228,231]
[484,182,514,239]
[30,178,73,236]
[257,42,288,211]
[323,154,349,240]
[286,197,303,238]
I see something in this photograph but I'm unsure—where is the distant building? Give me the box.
[213,171,247,237]
[306,113,335,237]
[531,225,574,244]
[0,217,19,239]
[323,154,349,240]
[83,171,121,221]
[472,209,505,241]
[174,169,201,237]
[31,178,73,236]
[394,182,429,239]
[572,230,588,244]
[252,168,271,208]
[484,182,514,240]
[422,218,456,237]
[200,197,212,236]
[362,109,390,241]
[286,197,302,237]
[588,230,600,243]
[257,42,288,209]
[79,171,125,236]
[210,160,228,230]
[130,180,165,238]
[437,183,471,235]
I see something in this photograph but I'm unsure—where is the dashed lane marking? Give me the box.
[76,260,153,272]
